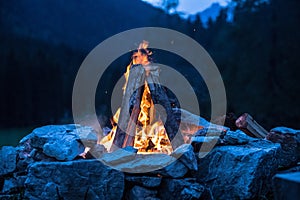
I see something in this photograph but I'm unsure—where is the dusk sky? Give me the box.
[143,0,230,14]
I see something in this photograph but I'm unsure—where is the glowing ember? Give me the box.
[100,41,173,154]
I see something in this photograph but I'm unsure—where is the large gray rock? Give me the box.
[196,140,280,199]
[267,126,300,167]
[129,186,158,200]
[158,178,204,200]
[171,144,197,171]
[0,146,17,176]
[2,176,26,194]
[155,159,188,178]
[125,176,162,188]
[220,130,255,145]
[191,130,252,155]
[24,160,124,200]
[102,152,188,178]
[102,153,170,172]
[100,148,136,165]
[19,124,98,161]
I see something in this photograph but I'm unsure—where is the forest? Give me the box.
[0,0,299,146]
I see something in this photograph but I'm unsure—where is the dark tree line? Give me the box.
[0,0,299,129]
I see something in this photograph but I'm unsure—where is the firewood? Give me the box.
[112,64,184,151]
[235,113,268,138]
[122,95,143,148]
[145,65,184,149]
[111,65,145,151]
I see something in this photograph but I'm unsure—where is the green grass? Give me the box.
[0,127,34,147]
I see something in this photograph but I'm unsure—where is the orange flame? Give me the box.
[100,41,173,154]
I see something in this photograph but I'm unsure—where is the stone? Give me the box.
[106,153,188,178]
[100,148,136,165]
[191,136,219,155]
[86,144,107,159]
[125,176,162,188]
[158,178,204,200]
[270,127,300,135]
[0,146,17,176]
[267,126,300,167]
[129,186,158,200]
[277,165,300,173]
[2,176,26,194]
[43,139,84,161]
[272,172,300,200]
[101,153,175,174]
[196,139,280,199]
[24,160,124,200]
[155,160,188,178]
[19,124,98,161]
[171,144,197,171]
[0,194,22,199]
[193,127,227,137]
[73,125,98,147]
[220,130,255,145]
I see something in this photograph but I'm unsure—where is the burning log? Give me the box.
[107,41,184,153]
[145,65,183,149]
[235,113,268,138]
[111,65,146,151]
[111,63,183,152]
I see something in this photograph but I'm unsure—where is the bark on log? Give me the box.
[122,88,143,148]
[111,65,145,151]
[145,65,184,149]
[235,113,268,138]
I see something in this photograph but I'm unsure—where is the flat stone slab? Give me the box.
[24,160,124,200]
[101,153,187,177]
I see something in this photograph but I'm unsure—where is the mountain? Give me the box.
[198,3,223,26]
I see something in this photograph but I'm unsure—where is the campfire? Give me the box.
[100,41,182,154]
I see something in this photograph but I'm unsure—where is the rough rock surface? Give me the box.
[267,126,300,167]
[2,123,299,199]
[100,148,136,165]
[158,178,204,200]
[24,160,124,200]
[125,175,162,188]
[155,159,188,178]
[129,185,158,200]
[196,139,280,199]
[2,176,26,194]
[220,130,255,145]
[0,146,17,176]
[86,144,107,159]
[171,144,198,171]
[19,124,97,161]
[191,129,253,156]
[272,171,300,200]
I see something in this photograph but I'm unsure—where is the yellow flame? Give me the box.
[100,41,173,154]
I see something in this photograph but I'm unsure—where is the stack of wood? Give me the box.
[111,64,183,152]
